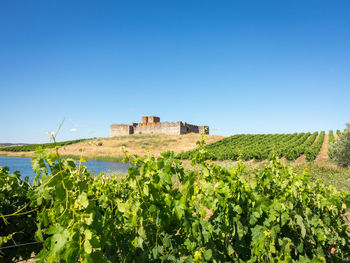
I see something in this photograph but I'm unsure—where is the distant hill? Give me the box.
[0,143,28,147]
[0,139,87,152]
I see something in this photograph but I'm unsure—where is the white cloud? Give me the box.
[70,128,78,132]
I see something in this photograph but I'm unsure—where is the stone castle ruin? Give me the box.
[110,116,209,136]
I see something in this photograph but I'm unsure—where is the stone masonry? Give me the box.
[110,116,209,136]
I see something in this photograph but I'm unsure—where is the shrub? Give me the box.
[329,123,350,167]
[97,141,103,146]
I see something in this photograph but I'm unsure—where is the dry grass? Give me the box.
[0,134,224,159]
[56,133,225,159]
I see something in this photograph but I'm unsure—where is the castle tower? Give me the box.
[148,116,160,123]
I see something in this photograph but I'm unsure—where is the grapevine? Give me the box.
[1,140,350,262]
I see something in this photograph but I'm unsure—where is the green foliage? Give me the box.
[1,141,350,262]
[180,133,322,161]
[328,130,335,159]
[285,132,317,161]
[0,167,41,262]
[0,139,87,152]
[329,130,335,144]
[305,131,325,162]
[329,123,350,167]
[97,141,103,146]
[293,163,350,193]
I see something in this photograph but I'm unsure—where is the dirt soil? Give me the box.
[315,134,329,162]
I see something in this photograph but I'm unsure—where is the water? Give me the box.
[0,155,129,184]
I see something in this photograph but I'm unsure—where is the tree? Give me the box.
[329,123,350,167]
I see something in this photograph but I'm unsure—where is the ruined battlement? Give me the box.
[110,116,209,136]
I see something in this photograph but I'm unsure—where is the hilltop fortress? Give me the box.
[110,116,209,136]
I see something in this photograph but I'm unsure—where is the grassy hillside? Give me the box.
[57,133,225,160]
[0,134,225,160]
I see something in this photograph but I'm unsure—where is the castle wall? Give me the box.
[110,124,133,137]
[180,123,210,135]
[180,123,199,134]
[110,116,209,137]
[133,122,181,135]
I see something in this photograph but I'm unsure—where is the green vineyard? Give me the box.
[181,131,329,162]
[0,139,87,152]
[1,142,350,262]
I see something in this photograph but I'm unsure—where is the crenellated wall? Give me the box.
[133,122,181,135]
[110,116,209,137]
[110,124,133,136]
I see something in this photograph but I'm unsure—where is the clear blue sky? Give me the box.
[1,0,349,143]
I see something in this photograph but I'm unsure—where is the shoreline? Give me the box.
[0,151,341,167]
